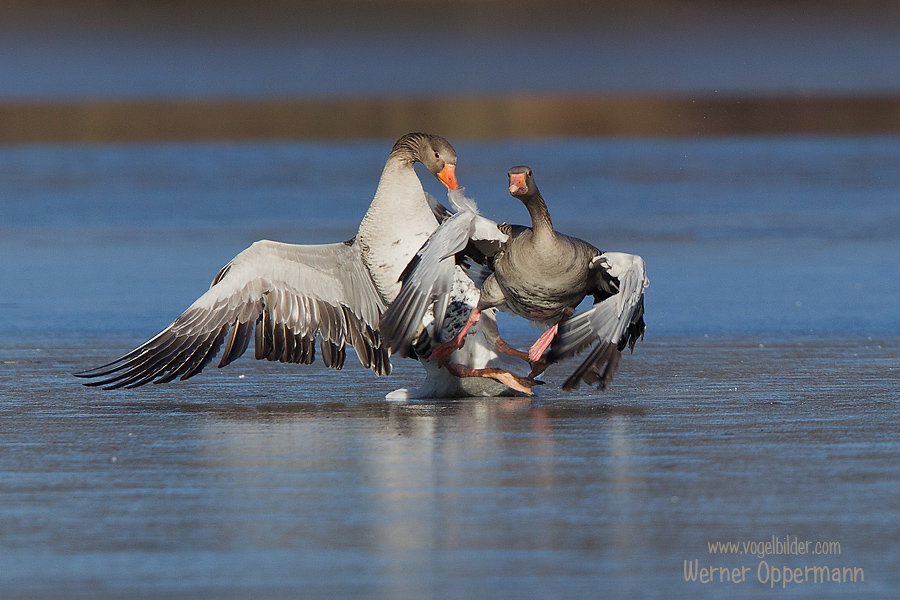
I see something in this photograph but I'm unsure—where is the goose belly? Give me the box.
[493,247,590,323]
[500,280,585,323]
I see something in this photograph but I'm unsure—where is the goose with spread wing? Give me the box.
[75,133,532,395]
[381,165,648,391]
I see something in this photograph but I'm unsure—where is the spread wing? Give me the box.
[75,239,390,389]
[547,252,648,391]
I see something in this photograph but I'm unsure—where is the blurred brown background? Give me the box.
[2,0,900,141]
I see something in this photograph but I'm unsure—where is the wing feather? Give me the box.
[548,252,648,390]
[75,239,390,388]
[380,210,475,356]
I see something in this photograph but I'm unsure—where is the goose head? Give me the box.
[508,165,553,233]
[391,132,458,190]
[508,165,537,199]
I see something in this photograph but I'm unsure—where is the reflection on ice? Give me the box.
[195,395,645,560]
[1,338,898,597]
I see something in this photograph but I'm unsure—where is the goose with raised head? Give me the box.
[74,133,532,397]
[381,165,648,391]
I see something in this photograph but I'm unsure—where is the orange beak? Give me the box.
[508,173,527,195]
[438,164,458,190]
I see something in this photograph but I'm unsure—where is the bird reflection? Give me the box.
[190,396,644,557]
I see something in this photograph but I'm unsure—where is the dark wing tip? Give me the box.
[561,342,621,392]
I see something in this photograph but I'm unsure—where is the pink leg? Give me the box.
[493,336,548,377]
[443,362,540,396]
[428,308,481,366]
[528,322,558,362]
[494,336,530,362]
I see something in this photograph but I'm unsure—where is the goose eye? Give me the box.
[434,152,440,159]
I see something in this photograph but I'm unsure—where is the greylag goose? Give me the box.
[74,133,532,396]
[381,165,648,391]
[381,184,539,396]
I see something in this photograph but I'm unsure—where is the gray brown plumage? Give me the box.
[381,166,648,392]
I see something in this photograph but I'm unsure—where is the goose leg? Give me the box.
[443,362,541,396]
[428,308,482,365]
[527,310,575,363]
[528,323,559,362]
[477,311,549,377]
[493,336,531,361]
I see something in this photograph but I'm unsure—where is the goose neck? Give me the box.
[522,192,554,239]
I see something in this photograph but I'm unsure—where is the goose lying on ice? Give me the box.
[381,165,648,391]
[75,133,532,397]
